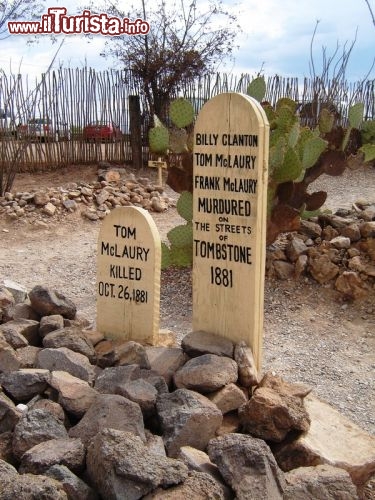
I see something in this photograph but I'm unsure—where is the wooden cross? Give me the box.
[147,157,167,186]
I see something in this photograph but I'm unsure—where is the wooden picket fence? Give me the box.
[0,68,374,172]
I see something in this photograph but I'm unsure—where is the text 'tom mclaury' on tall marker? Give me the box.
[192,92,269,371]
[96,206,161,345]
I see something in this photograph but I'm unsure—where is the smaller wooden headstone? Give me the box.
[96,206,161,344]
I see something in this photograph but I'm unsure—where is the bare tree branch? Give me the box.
[0,0,45,40]
[364,0,375,27]
[89,0,241,119]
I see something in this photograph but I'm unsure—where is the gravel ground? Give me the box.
[0,164,374,437]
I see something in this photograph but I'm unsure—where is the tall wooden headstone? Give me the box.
[192,93,269,370]
[96,206,161,344]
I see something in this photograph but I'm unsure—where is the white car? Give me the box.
[0,109,17,137]
[18,118,70,142]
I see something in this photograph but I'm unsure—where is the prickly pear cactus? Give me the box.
[149,98,195,156]
[245,77,367,245]
[161,191,193,268]
[148,125,169,154]
[169,98,195,128]
[158,78,369,265]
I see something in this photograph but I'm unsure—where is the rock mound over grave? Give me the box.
[0,167,172,224]
[0,283,375,499]
[267,202,375,299]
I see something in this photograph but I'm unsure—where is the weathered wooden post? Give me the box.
[96,206,161,344]
[129,95,143,169]
[192,93,269,370]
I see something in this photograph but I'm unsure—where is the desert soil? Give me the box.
[0,164,375,437]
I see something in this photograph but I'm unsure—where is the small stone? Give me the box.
[285,238,308,262]
[330,236,351,249]
[2,279,28,304]
[82,209,99,221]
[234,341,259,387]
[335,272,368,300]
[33,192,50,206]
[39,315,65,337]
[273,260,295,280]
[322,226,339,241]
[308,255,339,284]
[42,202,56,216]
[360,221,375,238]
[62,199,77,211]
[299,220,322,238]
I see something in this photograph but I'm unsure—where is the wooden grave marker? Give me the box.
[192,92,269,370]
[96,206,161,344]
[148,158,167,186]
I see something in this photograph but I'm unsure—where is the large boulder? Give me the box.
[0,368,50,402]
[86,428,188,499]
[239,372,311,442]
[0,470,68,499]
[49,370,98,418]
[274,395,375,487]
[12,409,69,460]
[68,393,146,445]
[29,286,76,319]
[37,347,95,383]
[19,437,85,475]
[0,391,22,432]
[181,331,234,358]
[173,354,238,393]
[283,464,359,499]
[207,433,286,499]
[157,389,223,457]
[45,464,99,500]
[43,327,96,363]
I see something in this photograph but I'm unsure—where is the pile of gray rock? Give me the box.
[0,167,172,224]
[1,281,375,499]
[267,203,375,300]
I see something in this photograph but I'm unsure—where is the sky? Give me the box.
[0,0,374,83]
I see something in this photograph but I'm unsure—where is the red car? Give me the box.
[83,121,122,142]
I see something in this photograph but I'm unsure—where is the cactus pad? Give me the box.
[348,103,364,129]
[302,137,327,169]
[167,222,193,248]
[361,120,375,144]
[149,126,169,153]
[247,76,266,102]
[170,245,193,267]
[273,147,302,183]
[360,144,375,163]
[169,98,195,128]
[276,98,297,114]
[176,191,193,221]
[318,108,335,134]
[161,242,172,269]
